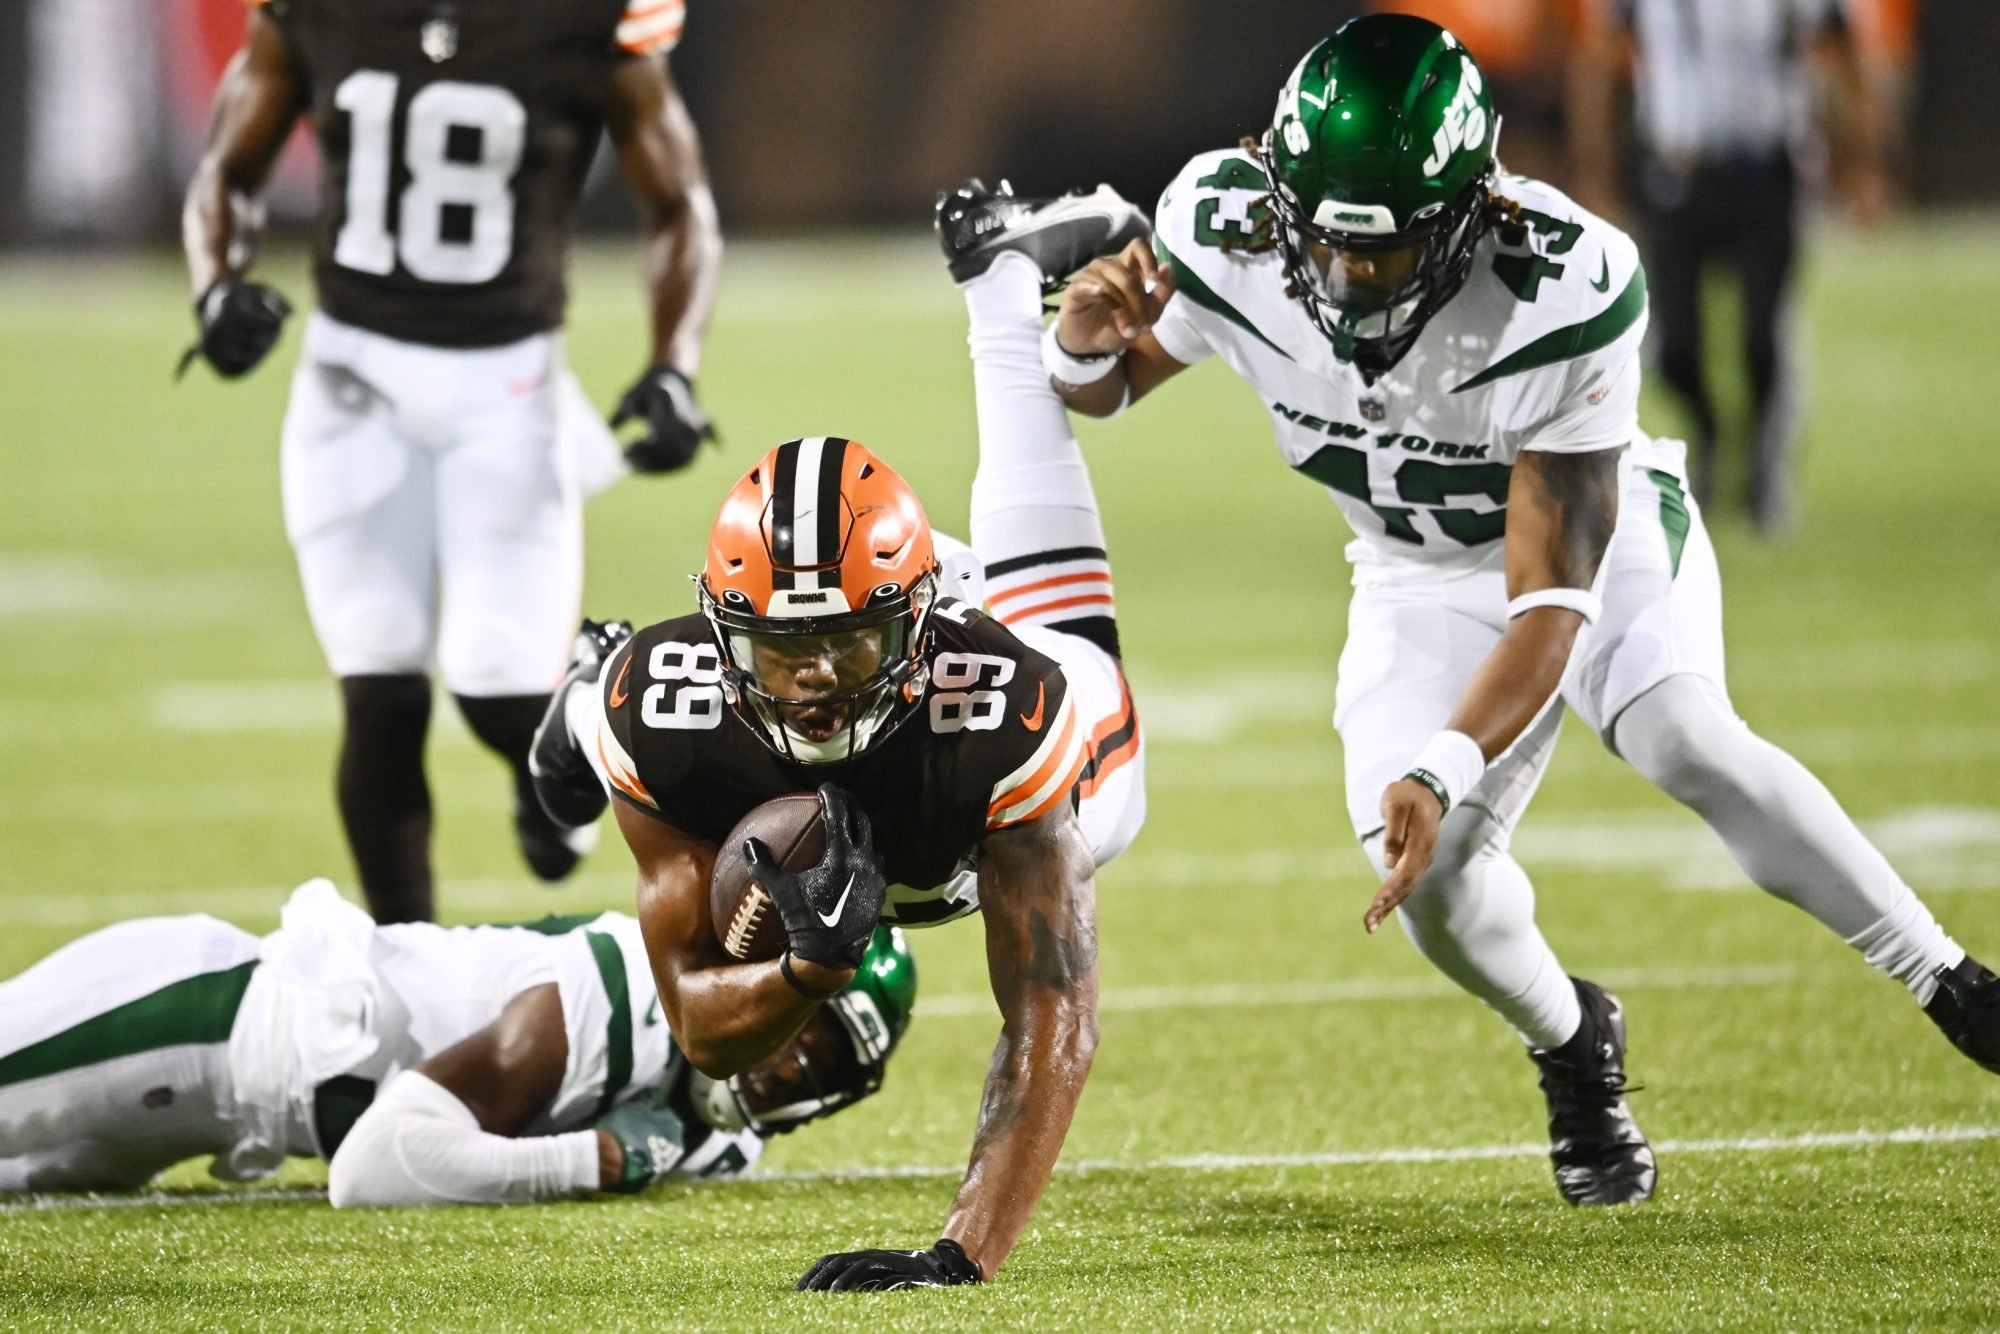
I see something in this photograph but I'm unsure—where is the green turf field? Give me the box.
[3,220,1999,1329]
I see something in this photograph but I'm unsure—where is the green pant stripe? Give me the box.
[0,960,257,1089]
[584,932,633,1119]
[1648,468,1690,578]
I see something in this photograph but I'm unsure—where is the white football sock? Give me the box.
[1613,674,1964,1004]
[961,254,1117,638]
[1364,811,1582,1049]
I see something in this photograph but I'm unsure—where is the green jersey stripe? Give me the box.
[1153,236,1295,363]
[1649,469,1691,578]
[1451,264,1648,393]
[499,911,607,936]
[584,931,633,1119]
[0,961,257,1089]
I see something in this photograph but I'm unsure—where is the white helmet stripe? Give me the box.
[791,436,825,580]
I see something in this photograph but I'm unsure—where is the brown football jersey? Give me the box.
[254,0,684,346]
[591,601,1090,927]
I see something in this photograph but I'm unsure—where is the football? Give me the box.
[709,792,826,960]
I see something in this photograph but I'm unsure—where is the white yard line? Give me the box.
[914,964,1797,1020]
[10,1122,1997,1213]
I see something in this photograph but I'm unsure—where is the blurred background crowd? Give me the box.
[0,0,1982,244]
[0,0,1989,527]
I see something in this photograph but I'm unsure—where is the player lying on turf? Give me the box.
[529,215,1150,1288]
[988,13,2000,1208]
[0,880,914,1203]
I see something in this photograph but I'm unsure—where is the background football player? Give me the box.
[1031,14,2000,1207]
[180,0,722,923]
[0,879,913,1203]
[528,204,1150,1289]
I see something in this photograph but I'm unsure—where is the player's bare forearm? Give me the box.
[617,800,838,1075]
[182,13,304,296]
[607,55,720,373]
[1448,447,1623,757]
[943,809,1100,1278]
[1051,241,1189,417]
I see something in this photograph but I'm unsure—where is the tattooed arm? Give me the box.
[1366,446,1623,929]
[944,800,1101,1278]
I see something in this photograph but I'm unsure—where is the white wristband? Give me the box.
[1403,730,1486,813]
[1041,320,1120,386]
[1507,588,1602,624]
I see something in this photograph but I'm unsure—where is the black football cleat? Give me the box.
[934,178,1151,292]
[1528,978,1657,1207]
[513,797,598,884]
[1924,955,2000,1074]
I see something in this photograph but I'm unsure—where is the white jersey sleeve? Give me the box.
[535,912,677,1134]
[1458,187,1649,456]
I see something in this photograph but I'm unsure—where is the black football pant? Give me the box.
[1635,151,1799,524]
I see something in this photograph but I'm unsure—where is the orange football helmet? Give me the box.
[699,437,941,762]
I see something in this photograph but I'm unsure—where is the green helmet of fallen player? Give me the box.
[692,926,917,1135]
[1260,14,1500,374]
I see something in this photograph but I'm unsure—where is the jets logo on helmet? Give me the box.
[1256,15,1502,376]
[699,438,941,763]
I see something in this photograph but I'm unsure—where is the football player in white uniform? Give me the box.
[0,881,914,1204]
[994,14,1998,1206]
[182,0,722,923]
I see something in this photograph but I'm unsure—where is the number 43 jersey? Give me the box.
[255,0,684,347]
[1151,149,1682,582]
[582,602,1136,928]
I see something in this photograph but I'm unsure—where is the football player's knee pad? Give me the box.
[314,590,435,678]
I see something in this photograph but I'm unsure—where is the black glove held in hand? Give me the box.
[178,280,293,379]
[742,785,886,970]
[611,365,716,473]
[797,1238,982,1292]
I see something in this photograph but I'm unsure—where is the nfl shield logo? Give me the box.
[421,18,457,62]
[1359,397,1386,422]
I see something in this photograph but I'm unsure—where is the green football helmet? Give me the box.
[691,925,917,1135]
[1260,14,1501,375]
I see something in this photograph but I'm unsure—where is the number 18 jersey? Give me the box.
[255,0,684,347]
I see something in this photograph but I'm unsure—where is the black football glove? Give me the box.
[610,365,716,474]
[797,1239,982,1292]
[742,785,887,971]
[528,618,633,829]
[176,279,293,380]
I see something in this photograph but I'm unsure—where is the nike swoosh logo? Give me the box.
[643,996,661,1027]
[1591,255,1611,293]
[608,655,632,708]
[1019,682,1045,732]
[817,874,856,927]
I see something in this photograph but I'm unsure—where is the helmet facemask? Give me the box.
[701,571,938,765]
[1261,128,1495,377]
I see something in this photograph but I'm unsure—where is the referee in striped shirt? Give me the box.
[1570,0,1889,533]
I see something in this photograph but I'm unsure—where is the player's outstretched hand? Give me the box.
[797,1239,982,1292]
[594,1098,692,1193]
[611,365,716,474]
[1365,778,1444,933]
[743,785,887,971]
[178,279,292,380]
[1054,237,1176,357]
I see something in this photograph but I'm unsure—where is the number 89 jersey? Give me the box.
[585,602,1120,928]
[255,0,684,347]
